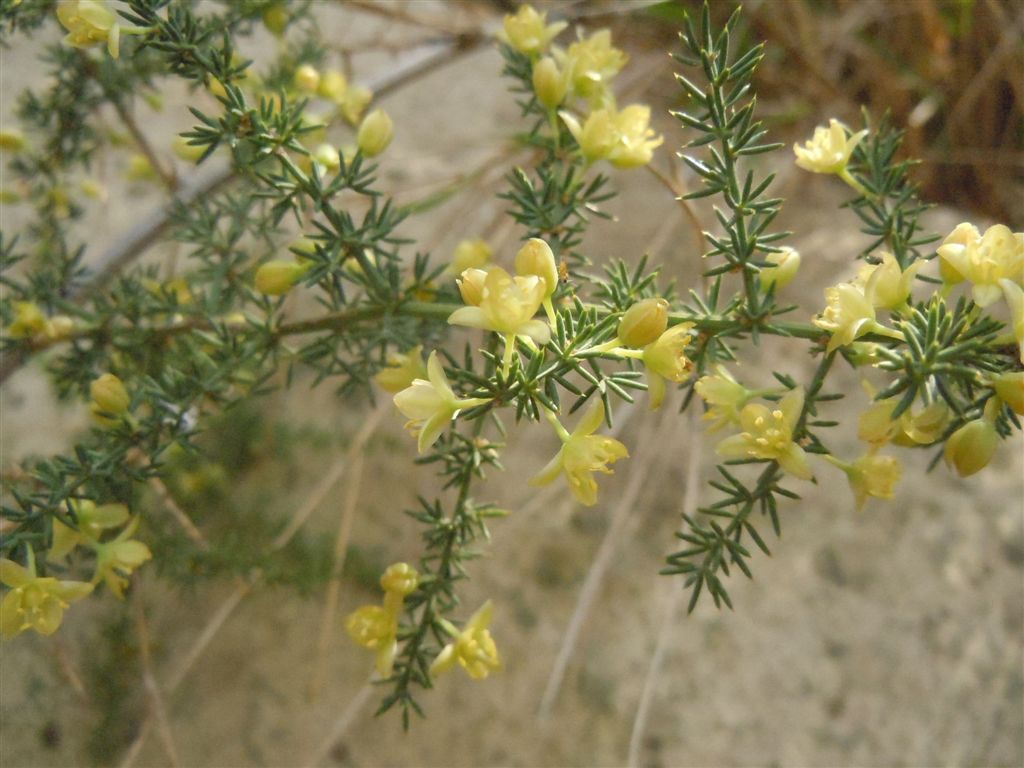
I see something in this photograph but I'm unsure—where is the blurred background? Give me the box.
[1,1,1022,766]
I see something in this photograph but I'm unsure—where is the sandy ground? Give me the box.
[1,4,1022,767]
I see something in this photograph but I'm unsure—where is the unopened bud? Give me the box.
[262,3,289,36]
[255,260,308,296]
[380,562,419,596]
[356,109,393,157]
[450,239,492,274]
[340,85,373,125]
[7,302,46,338]
[992,371,1024,415]
[760,246,801,290]
[618,298,669,348]
[317,70,348,103]
[533,57,567,109]
[79,179,107,200]
[45,316,76,340]
[514,238,558,297]
[943,418,998,477]
[0,129,26,152]
[90,374,130,417]
[312,143,340,171]
[294,64,320,94]
[457,268,489,306]
[172,136,205,163]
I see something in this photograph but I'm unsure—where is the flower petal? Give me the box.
[447,306,489,330]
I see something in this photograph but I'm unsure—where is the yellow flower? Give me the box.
[49,500,130,561]
[608,105,663,168]
[356,109,394,157]
[715,389,813,480]
[447,266,551,343]
[6,301,47,339]
[857,252,921,311]
[1,557,93,638]
[944,418,998,477]
[1000,278,1024,364]
[0,129,26,153]
[991,371,1024,415]
[559,29,627,103]
[374,345,428,394]
[430,600,500,680]
[694,366,751,433]
[530,400,629,507]
[532,56,569,109]
[91,518,152,599]
[502,5,566,55]
[814,282,897,354]
[57,0,125,58]
[345,604,398,677]
[642,323,695,410]
[618,298,669,348]
[447,238,492,275]
[828,452,902,510]
[312,143,340,172]
[759,247,801,291]
[896,400,951,446]
[393,351,490,454]
[793,119,867,174]
[560,105,663,168]
[937,224,1024,307]
[559,109,617,163]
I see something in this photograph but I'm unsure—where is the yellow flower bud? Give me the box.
[261,3,289,36]
[318,70,348,103]
[375,345,428,395]
[90,373,130,417]
[380,562,419,597]
[45,316,76,340]
[0,129,26,153]
[759,247,801,291]
[254,260,308,296]
[618,298,669,348]
[7,301,47,339]
[294,64,320,94]
[532,57,568,109]
[514,238,558,298]
[125,154,157,182]
[457,268,488,306]
[356,109,394,157]
[79,178,107,200]
[991,371,1024,415]
[312,143,340,171]
[943,418,998,477]
[172,135,205,163]
[448,239,492,275]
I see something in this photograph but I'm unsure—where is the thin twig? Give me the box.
[147,474,209,551]
[109,99,178,193]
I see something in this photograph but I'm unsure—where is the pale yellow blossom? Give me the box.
[715,389,813,480]
[938,224,1024,307]
[375,345,428,394]
[1,557,92,638]
[447,266,550,344]
[57,0,132,59]
[91,518,152,599]
[530,400,629,507]
[430,600,500,680]
[793,119,867,174]
[694,366,752,432]
[393,351,490,453]
[502,5,566,55]
[827,452,902,510]
[558,29,627,104]
[642,323,695,410]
